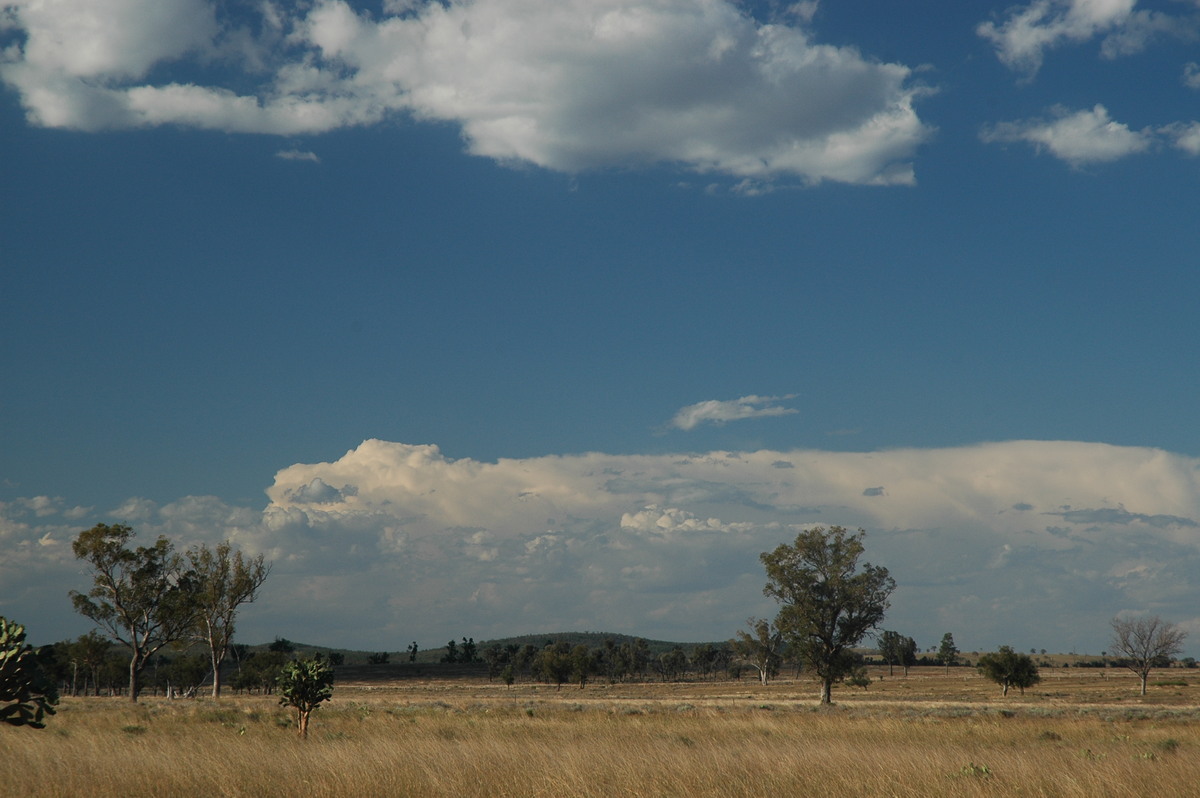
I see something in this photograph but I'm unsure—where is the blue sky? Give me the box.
[4,0,1200,657]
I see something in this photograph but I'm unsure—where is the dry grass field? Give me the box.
[5,666,1200,797]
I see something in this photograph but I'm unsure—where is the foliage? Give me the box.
[0,617,59,728]
[367,652,390,664]
[761,526,895,704]
[70,524,195,701]
[877,631,917,676]
[186,541,269,698]
[731,618,784,686]
[277,656,335,738]
[937,633,960,670]
[1110,615,1187,696]
[976,646,1041,696]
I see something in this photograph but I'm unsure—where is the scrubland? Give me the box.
[5,667,1200,797]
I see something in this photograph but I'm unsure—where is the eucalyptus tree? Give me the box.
[731,618,784,686]
[937,632,960,671]
[70,524,195,702]
[761,526,895,704]
[186,541,270,698]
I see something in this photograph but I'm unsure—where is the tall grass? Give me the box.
[5,671,1200,797]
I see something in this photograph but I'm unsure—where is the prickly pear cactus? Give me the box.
[0,616,59,728]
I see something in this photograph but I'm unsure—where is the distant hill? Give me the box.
[476,632,721,656]
[246,632,727,663]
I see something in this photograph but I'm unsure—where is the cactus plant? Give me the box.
[0,616,59,728]
[277,656,334,738]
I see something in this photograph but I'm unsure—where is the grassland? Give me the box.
[5,666,1200,797]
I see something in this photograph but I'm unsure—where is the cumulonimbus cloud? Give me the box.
[8,438,1200,654]
[0,0,932,185]
[669,395,799,431]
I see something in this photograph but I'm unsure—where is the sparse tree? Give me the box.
[277,656,334,739]
[937,633,960,671]
[731,618,784,686]
[761,526,896,704]
[69,630,111,697]
[1110,615,1188,696]
[70,524,195,702]
[877,631,917,676]
[0,617,58,728]
[186,541,269,698]
[976,646,1040,696]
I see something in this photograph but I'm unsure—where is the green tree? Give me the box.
[277,656,334,739]
[70,524,195,702]
[976,646,1041,696]
[937,632,960,671]
[68,630,111,697]
[533,641,573,688]
[876,630,918,676]
[0,617,58,728]
[761,526,895,704]
[731,618,784,686]
[186,541,269,698]
[570,644,597,688]
[1109,615,1188,696]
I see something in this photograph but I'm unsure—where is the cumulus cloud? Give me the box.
[976,0,1177,76]
[981,104,1154,165]
[0,0,932,184]
[10,438,1200,655]
[669,394,798,431]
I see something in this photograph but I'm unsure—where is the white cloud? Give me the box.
[1185,62,1200,89]
[275,149,321,163]
[669,394,798,431]
[1167,121,1200,155]
[981,104,1153,165]
[10,438,1200,656]
[977,0,1144,76]
[0,0,932,185]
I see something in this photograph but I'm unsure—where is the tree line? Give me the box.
[2,522,1192,730]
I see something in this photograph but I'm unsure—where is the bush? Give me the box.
[0,616,59,728]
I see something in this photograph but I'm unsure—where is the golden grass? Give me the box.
[5,667,1200,797]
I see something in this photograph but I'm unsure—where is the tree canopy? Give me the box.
[976,646,1040,696]
[70,524,195,702]
[761,526,895,704]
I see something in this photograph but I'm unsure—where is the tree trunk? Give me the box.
[128,658,141,703]
[298,709,310,739]
[1140,672,1148,696]
[819,677,833,704]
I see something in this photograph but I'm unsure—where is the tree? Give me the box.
[761,526,896,704]
[731,618,785,686]
[877,631,917,677]
[1110,615,1187,696]
[976,646,1040,696]
[937,633,960,671]
[277,656,334,739]
[70,524,195,702]
[0,617,58,728]
[68,630,111,697]
[186,541,270,698]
